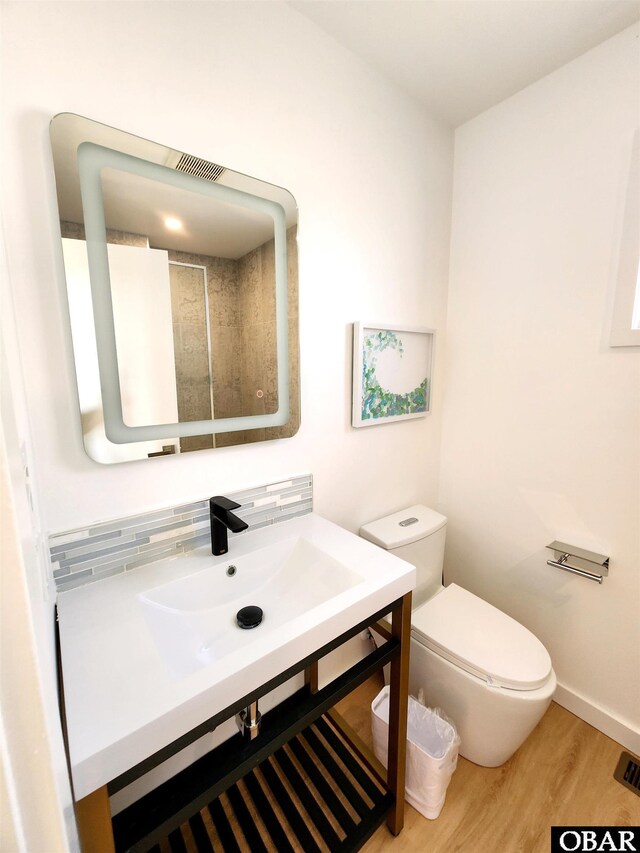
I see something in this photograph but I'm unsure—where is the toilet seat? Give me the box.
[411,584,552,690]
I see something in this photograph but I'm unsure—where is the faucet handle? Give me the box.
[210,496,241,511]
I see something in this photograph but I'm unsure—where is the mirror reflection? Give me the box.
[50,114,299,463]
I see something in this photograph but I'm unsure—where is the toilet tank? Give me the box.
[360,505,447,609]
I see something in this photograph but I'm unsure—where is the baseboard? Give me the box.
[554,682,640,755]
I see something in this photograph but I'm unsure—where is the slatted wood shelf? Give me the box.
[112,644,397,852]
[130,715,392,853]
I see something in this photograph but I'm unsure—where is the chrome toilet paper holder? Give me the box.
[546,541,609,584]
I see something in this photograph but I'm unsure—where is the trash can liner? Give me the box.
[371,686,460,820]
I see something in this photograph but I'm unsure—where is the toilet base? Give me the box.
[409,637,556,767]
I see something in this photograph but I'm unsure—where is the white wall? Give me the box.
[440,24,640,748]
[1,3,452,833]
[1,1,452,542]
[0,418,77,852]
[1,231,78,847]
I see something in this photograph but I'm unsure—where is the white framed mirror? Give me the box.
[50,114,299,463]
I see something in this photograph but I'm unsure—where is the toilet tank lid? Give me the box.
[359,505,447,549]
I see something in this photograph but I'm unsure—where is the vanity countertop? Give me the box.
[56,512,415,799]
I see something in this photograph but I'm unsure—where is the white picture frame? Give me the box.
[352,323,435,428]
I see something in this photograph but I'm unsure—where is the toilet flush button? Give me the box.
[399,517,419,527]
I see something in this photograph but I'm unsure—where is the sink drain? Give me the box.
[236,605,263,629]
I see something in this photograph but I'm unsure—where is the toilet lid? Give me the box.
[411,584,552,690]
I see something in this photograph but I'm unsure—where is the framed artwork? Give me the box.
[352,323,435,428]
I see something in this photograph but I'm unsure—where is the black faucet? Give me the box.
[210,496,249,556]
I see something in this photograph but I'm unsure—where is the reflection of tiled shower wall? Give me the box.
[168,263,215,452]
[168,225,299,450]
[222,226,299,447]
[215,235,278,447]
[239,236,277,417]
[60,221,299,452]
[167,251,245,451]
[208,256,248,421]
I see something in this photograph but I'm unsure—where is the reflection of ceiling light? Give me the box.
[164,216,182,231]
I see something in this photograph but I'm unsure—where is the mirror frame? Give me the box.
[50,114,298,457]
[78,141,289,443]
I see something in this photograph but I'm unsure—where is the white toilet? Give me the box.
[360,505,556,767]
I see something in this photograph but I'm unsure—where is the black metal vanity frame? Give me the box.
[71,592,412,853]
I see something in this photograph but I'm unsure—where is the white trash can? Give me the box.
[371,686,460,820]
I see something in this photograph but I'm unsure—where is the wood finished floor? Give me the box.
[336,675,640,853]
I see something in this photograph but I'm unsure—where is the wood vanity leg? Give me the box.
[386,592,412,835]
[305,660,319,694]
[75,785,115,853]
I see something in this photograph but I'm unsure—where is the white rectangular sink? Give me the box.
[138,537,363,678]
[56,512,415,799]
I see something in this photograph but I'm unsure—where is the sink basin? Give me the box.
[139,537,363,678]
[56,512,415,799]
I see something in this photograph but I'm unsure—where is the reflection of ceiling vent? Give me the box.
[175,153,225,182]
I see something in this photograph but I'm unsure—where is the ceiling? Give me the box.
[290,1,640,126]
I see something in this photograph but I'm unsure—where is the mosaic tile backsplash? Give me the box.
[49,475,313,593]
